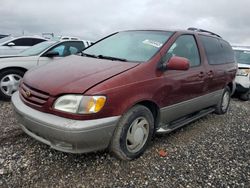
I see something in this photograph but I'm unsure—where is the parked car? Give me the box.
[0,36,47,56]
[54,36,94,46]
[0,34,9,39]
[12,28,237,160]
[0,39,92,100]
[233,47,250,100]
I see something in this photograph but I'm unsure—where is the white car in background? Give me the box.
[0,39,92,100]
[233,47,250,101]
[0,34,8,39]
[0,36,47,56]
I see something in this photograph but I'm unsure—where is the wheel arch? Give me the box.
[135,100,161,131]
[0,67,28,74]
[226,81,235,96]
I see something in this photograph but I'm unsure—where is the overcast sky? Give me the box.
[0,0,249,45]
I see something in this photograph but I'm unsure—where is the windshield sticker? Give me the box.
[142,39,163,48]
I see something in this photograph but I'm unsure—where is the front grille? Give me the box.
[20,83,49,107]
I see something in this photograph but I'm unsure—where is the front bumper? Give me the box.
[11,92,120,153]
[235,75,250,93]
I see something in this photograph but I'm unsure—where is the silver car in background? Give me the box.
[0,36,47,55]
[0,39,92,100]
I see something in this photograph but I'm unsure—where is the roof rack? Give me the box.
[187,27,221,38]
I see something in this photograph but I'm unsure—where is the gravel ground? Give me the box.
[0,99,249,188]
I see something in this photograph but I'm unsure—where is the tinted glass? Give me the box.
[220,40,235,63]
[83,31,173,62]
[234,50,250,65]
[11,38,33,46]
[200,36,221,64]
[200,35,234,64]
[164,35,200,67]
[31,38,46,45]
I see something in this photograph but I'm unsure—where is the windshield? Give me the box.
[0,36,13,44]
[234,50,250,65]
[83,31,173,62]
[19,41,58,56]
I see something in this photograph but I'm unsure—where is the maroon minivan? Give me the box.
[12,28,237,160]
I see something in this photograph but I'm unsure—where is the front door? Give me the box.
[159,34,207,124]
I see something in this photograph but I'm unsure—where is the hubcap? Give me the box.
[126,117,149,153]
[0,74,22,96]
[222,91,230,111]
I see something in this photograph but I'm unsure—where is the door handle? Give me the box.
[207,70,214,78]
[198,72,205,78]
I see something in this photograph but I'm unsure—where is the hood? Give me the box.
[23,55,139,96]
[0,55,37,63]
[238,63,250,69]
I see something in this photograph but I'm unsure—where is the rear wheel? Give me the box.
[0,69,24,100]
[110,105,154,160]
[215,86,231,115]
[239,88,250,101]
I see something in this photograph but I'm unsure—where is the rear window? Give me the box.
[200,35,234,64]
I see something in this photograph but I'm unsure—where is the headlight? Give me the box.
[237,69,250,76]
[53,95,106,114]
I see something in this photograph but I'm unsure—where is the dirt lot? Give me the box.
[0,99,249,187]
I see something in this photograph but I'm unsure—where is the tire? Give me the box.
[239,89,250,101]
[0,69,25,100]
[215,86,231,115]
[110,105,154,160]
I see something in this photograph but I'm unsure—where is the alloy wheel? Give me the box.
[0,74,22,96]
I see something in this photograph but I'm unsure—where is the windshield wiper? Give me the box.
[81,52,98,58]
[97,55,127,62]
[82,53,127,62]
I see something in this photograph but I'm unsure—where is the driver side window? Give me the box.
[49,41,84,57]
[50,45,65,56]
[163,35,201,67]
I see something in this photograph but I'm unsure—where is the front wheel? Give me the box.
[215,86,231,115]
[110,105,154,160]
[0,69,24,100]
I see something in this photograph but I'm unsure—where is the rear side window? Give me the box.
[10,38,33,46]
[220,40,235,63]
[31,38,46,45]
[200,35,234,64]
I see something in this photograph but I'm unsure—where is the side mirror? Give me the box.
[45,51,60,58]
[166,56,190,70]
[7,42,15,47]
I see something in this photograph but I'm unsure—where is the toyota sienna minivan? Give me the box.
[12,28,237,160]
